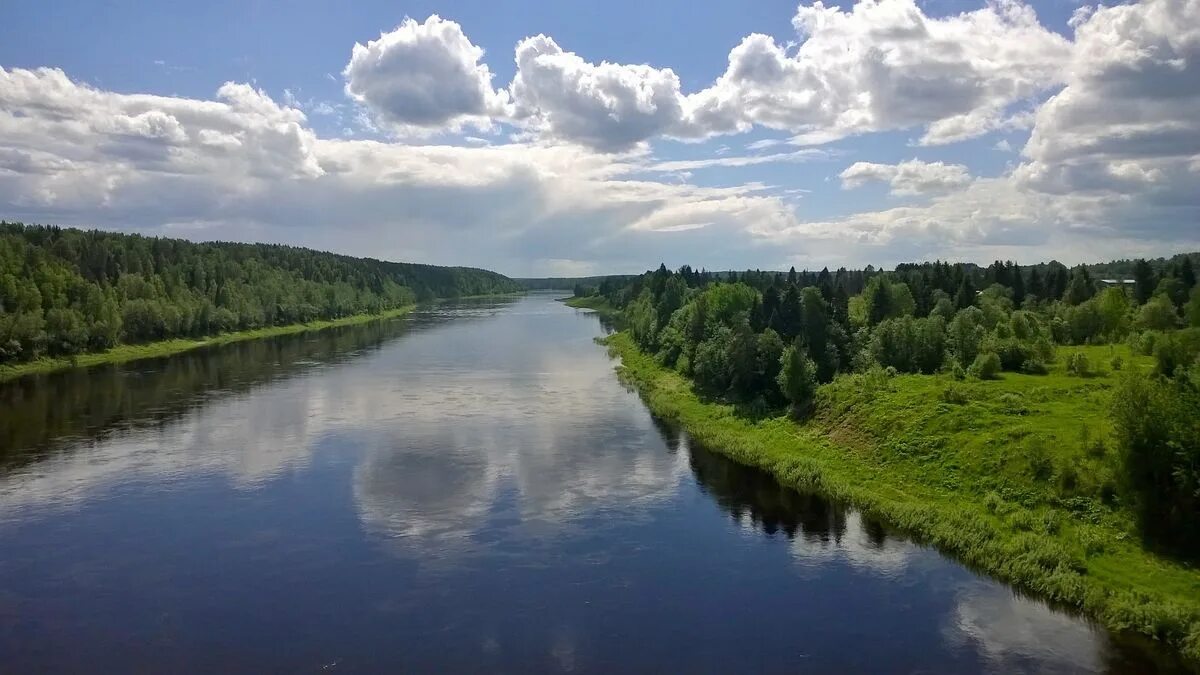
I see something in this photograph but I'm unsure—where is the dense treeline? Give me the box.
[514,275,637,292]
[0,222,521,364]
[582,253,1200,553]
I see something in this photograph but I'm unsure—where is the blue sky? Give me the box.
[0,0,1196,275]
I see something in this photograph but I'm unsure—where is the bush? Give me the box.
[1111,371,1200,555]
[998,393,1027,415]
[1033,336,1056,362]
[1041,512,1062,535]
[1057,463,1080,497]
[941,383,970,405]
[969,352,1001,380]
[1130,330,1161,356]
[1136,294,1180,331]
[1110,355,1124,371]
[1065,352,1091,377]
[1153,328,1200,377]
[950,362,967,380]
[989,335,1036,371]
[1027,438,1053,481]
[1021,359,1049,375]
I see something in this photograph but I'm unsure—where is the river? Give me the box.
[0,293,1185,673]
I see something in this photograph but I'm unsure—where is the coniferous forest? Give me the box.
[0,222,521,364]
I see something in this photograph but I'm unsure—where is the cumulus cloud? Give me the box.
[0,66,812,274]
[840,159,973,195]
[686,0,1071,146]
[507,35,690,151]
[3,0,1199,273]
[344,2,1070,151]
[1016,0,1200,229]
[343,15,510,133]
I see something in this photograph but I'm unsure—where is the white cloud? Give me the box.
[2,0,1199,274]
[507,34,689,151]
[1016,0,1200,233]
[344,3,1070,151]
[686,0,1071,146]
[0,66,812,274]
[343,15,510,133]
[645,149,827,172]
[840,159,973,195]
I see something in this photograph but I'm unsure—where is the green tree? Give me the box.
[1186,286,1200,328]
[1133,258,1157,305]
[777,340,818,416]
[1137,294,1179,331]
[1112,370,1200,554]
[1095,287,1131,339]
[1064,265,1096,305]
[954,275,977,310]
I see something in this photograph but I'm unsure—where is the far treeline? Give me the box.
[516,274,638,291]
[577,254,1200,553]
[0,222,522,364]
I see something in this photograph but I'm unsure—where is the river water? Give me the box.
[0,293,1184,673]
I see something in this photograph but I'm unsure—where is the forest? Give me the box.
[0,222,521,364]
[579,255,1200,552]
[581,253,1200,660]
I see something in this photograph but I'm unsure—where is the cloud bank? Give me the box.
[1,0,1198,274]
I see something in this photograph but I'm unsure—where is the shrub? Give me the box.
[1021,359,1049,375]
[950,362,967,381]
[1130,330,1161,356]
[1033,336,1056,362]
[998,393,1027,415]
[1057,464,1080,497]
[1110,355,1124,371]
[1027,438,1053,481]
[1081,427,1107,459]
[1111,371,1200,555]
[941,383,970,405]
[1136,294,1180,331]
[1153,328,1200,377]
[969,352,1001,380]
[1041,512,1062,535]
[1065,352,1091,377]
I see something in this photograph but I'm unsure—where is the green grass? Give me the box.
[561,295,620,317]
[0,305,417,383]
[605,332,1200,666]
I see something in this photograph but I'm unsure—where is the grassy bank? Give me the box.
[561,295,619,317]
[605,331,1200,665]
[0,305,417,383]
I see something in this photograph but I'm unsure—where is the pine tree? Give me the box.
[1133,258,1157,305]
[955,275,976,309]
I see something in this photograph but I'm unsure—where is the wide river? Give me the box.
[0,293,1186,673]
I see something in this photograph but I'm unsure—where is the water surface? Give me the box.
[0,294,1184,673]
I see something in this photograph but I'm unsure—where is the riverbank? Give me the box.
[605,331,1200,666]
[0,305,418,383]
[561,295,619,317]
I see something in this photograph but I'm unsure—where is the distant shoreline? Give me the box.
[0,305,419,383]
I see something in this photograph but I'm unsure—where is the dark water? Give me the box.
[0,294,1185,673]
